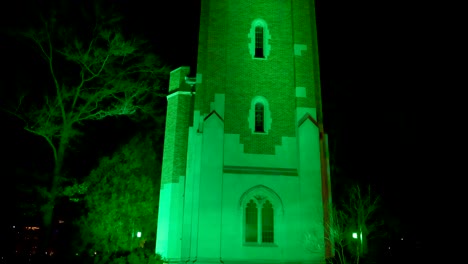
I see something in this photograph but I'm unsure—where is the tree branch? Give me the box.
[71,69,86,112]
[28,32,50,61]
[43,25,67,125]
[24,127,58,164]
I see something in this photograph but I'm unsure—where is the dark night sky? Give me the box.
[1,0,435,246]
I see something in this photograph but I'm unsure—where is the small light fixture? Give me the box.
[137,232,142,238]
[352,232,358,239]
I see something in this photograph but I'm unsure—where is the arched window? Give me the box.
[245,200,258,242]
[240,185,283,246]
[255,26,264,58]
[248,19,271,59]
[249,96,271,134]
[244,198,274,244]
[255,103,264,132]
[262,201,274,243]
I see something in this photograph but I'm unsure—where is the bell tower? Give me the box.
[155,1,332,263]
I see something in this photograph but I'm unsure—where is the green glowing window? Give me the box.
[249,96,271,134]
[248,19,270,59]
[246,200,258,242]
[255,26,264,58]
[261,201,274,243]
[255,103,264,132]
[245,199,274,244]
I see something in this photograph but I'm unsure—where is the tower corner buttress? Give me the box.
[156,66,194,261]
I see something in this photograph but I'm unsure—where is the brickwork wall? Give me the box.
[161,67,193,185]
[196,0,321,155]
[195,0,229,115]
[169,67,192,93]
[293,0,316,109]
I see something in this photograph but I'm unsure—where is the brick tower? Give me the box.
[155,1,332,263]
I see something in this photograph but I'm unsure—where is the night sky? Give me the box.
[1,0,434,255]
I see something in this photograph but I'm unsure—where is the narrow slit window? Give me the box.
[245,200,258,242]
[261,200,274,243]
[255,26,264,58]
[255,103,264,132]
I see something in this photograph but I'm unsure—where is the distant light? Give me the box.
[59,220,64,224]
[13,225,15,228]
[401,237,403,240]
[389,247,391,249]
[94,252,97,255]
[137,232,142,238]
[352,232,358,239]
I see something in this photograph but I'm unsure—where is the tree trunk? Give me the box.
[361,230,368,255]
[359,226,368,256]
[42,133,68,254]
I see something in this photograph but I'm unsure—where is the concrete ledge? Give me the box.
[223,166,298,176]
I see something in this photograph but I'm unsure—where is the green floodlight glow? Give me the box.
[352,232,358,239]
[137,232,142,238]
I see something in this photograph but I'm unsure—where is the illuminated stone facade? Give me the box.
[156,1,331,263]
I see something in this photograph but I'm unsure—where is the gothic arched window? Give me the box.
[255,103,264,132]
[244,198,275,244]
[262,200,274,243]
[241,185,283,246]
[245,200,258,242]
[255,26,264,58]
[248,19,270,59]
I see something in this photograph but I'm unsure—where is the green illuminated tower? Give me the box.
[156,1,332,263]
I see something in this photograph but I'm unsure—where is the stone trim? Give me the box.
[294,44,307,56]
[239,185,284,215]
[296,87,307,98]
[204,110,224,122]
[224,166,298,176]
[166,91,193,100]
[298,113,318,128]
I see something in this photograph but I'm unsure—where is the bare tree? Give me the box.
[343,185,382,258]
[304,185,382,264]
[5,17,168,251]
[304,206,351,264]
